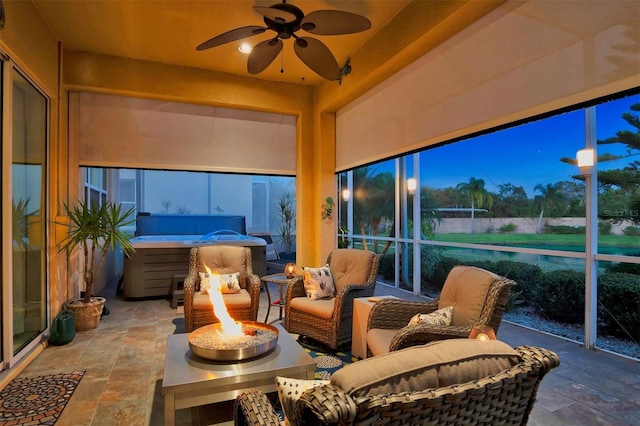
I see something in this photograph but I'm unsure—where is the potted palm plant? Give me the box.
[60,200,135,330]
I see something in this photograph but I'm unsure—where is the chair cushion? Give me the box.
[329,249,374,293]
[302,265,335,300]
[331,339,521,398]
[438,266,498,326]
[366,328,398,357]
[197,245,247,277]
[408,305,454,326]
[276,377,329,425]
[289,297,335,319]
[193,289,251,310]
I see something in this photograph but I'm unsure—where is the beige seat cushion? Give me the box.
[332,339,520,398]
[329,249,374,293]
[193,289,251,310]
[438,266,498,326]
[366,328,398,357]
[197,245,248,286]
[289,297,335,318]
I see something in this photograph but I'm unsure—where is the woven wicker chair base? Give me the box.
[234,345,560,426]
[284,249,381,351]
[193,306,254,330]
[286,309,357,351]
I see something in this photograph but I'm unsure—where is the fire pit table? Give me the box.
[162,323,316,426]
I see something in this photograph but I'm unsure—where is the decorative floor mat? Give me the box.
[0,370,85,425]
[305,348,357,380]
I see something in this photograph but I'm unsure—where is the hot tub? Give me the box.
[123,232,266,299]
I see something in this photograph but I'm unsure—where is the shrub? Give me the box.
[598,221,612,235]
[534,270,584,324]
[598,273,640,341]
[543,224,585,234]
[499,223,517,233]
[492,260,542,304]
[622,226,640,236]
[420,244,444,281]
[378,254,395,280]
[604,256,640,275]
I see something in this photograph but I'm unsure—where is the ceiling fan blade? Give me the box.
[196,26,266,51]
[294,37,340,80]
[247,38,283,74]
[253,6,297,24]
[301,10,372,35]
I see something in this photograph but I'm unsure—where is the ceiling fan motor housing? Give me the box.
[264,3,304,39]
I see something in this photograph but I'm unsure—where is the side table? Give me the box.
[261,273,301,323]
[352,296,398,359]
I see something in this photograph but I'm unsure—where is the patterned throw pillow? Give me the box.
[198,272,241,294]
[276,376,329,425]
[302,265,335,300]
[408,305,454,326]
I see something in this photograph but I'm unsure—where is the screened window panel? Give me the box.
[336,0,640,171]
[72,92,297,175]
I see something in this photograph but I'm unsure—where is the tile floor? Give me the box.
[7,271,640,425]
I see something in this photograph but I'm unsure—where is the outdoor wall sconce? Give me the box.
[576,148,595,175]
[468,325,496,341]
[284,263,297,278]
[407,178,417,195]
[342,188,350,201]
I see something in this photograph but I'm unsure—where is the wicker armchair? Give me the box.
[234,342,560,426]
[183,245,261,332]
[367,265,515,356]
[284,249,381,351]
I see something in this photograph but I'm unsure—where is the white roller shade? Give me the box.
[337,0,640,171]
[72,92,297,175]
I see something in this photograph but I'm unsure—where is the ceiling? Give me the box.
[31,0,415,86]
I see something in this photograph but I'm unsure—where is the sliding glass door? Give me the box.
[3,61,48,366]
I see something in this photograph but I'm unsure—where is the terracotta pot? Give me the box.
[63,297,106,331]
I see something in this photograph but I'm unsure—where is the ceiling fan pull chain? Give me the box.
[280,49,285,74]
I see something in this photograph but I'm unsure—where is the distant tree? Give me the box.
[557,180,586,217]
[532,182,568,233]
[160,200,172,213]
[492,183,529,217]
[353,166,395,251]
[418,186,441,237]
[456,177,493,233]
[560,102,640,224]
[429,187,462,216]
[597,103,640,224]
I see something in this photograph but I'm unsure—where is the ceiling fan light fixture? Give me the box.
[238,42,252,54]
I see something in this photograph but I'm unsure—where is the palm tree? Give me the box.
[532,182,567,233]
[456,177,493,233]
[353,166,395,251]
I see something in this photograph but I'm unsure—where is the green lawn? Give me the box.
[431,233,640,251]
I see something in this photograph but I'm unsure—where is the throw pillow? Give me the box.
[302,265,335,300]
[219,272,241,294]
[198,272,212,294]
[198,272,241,294]
[408,305,454,326]
[276,377,329,425]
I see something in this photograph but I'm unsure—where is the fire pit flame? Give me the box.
[188,264,278,361]
[204,265,242,336]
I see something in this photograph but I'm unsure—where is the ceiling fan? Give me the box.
[196,0,372,81]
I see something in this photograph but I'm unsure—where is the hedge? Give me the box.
[598,272,640,341]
